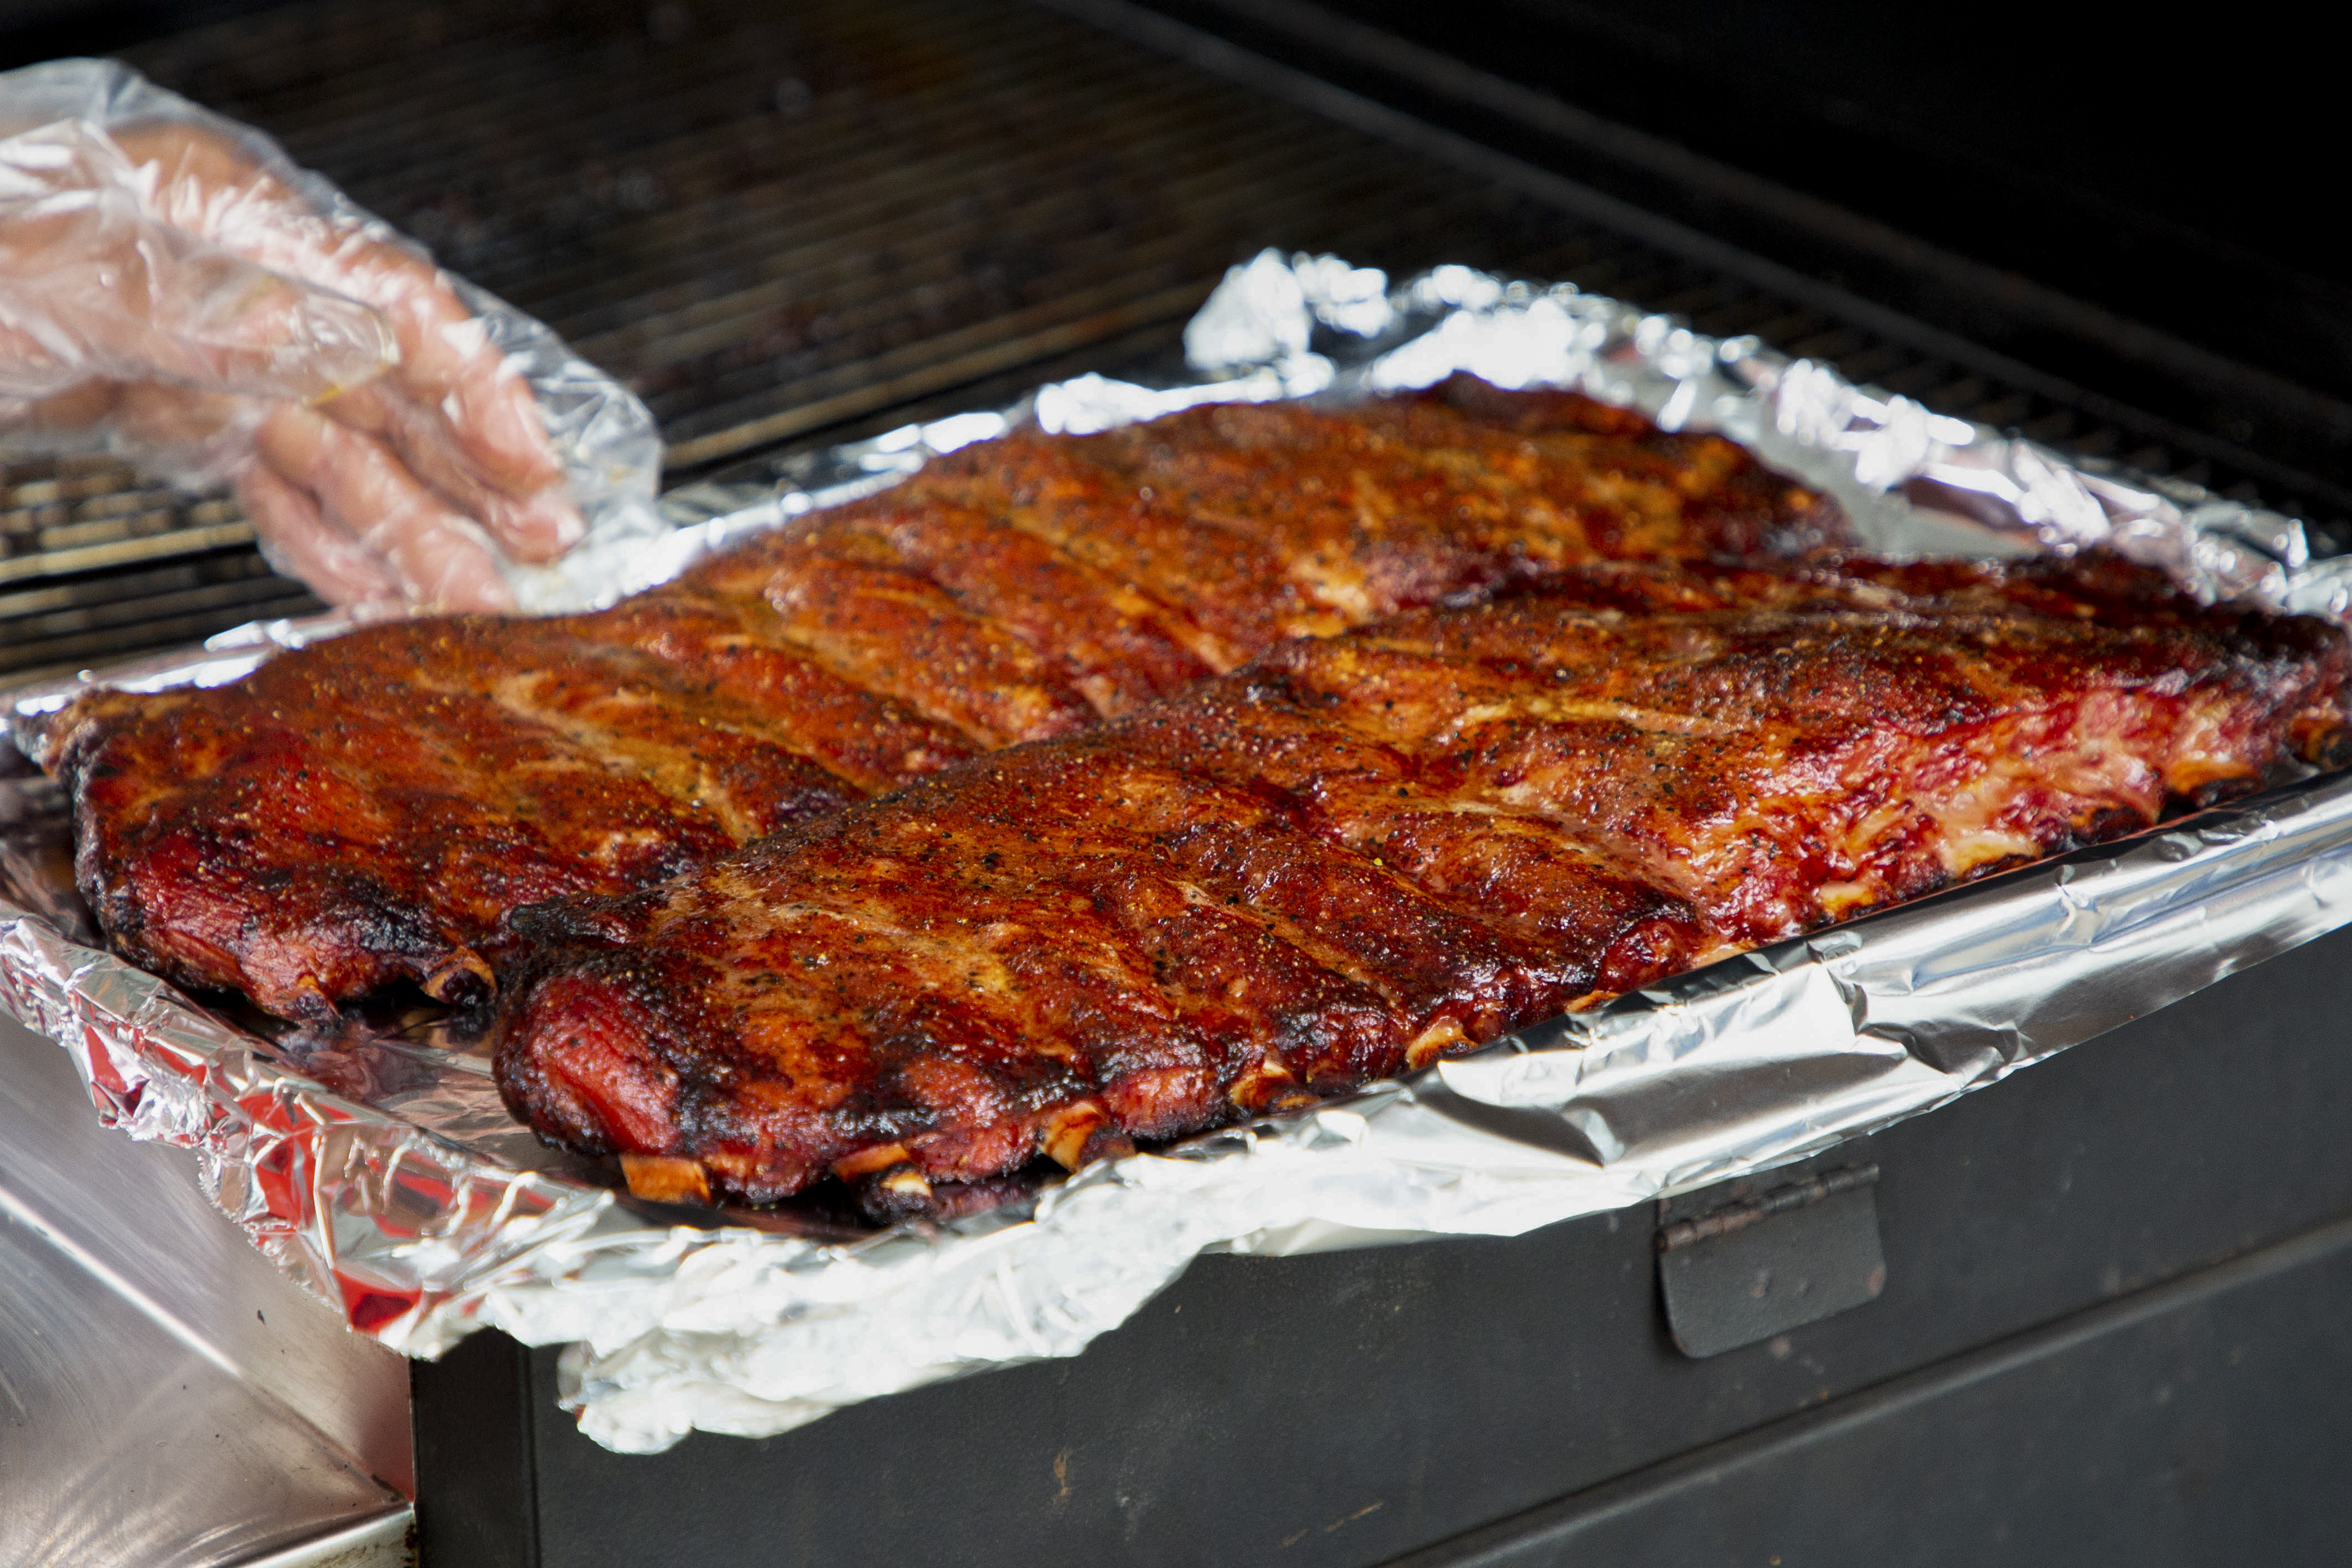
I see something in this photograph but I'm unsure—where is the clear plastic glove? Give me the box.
[1,60,647,612]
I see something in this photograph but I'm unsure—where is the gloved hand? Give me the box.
[1,60,598,611]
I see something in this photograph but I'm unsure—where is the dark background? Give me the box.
[1298,0,2350,394]
[7,0,2338,399]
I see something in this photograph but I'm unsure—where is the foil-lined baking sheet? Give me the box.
[8,252,2352,1455]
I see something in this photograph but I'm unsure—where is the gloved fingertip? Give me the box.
[430,571,517,614]
[439,373,567,494]
[552,497,588,550]
[494,486,587,563]
[293,290,400,400]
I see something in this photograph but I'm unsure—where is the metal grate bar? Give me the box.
[4,0,2332,682]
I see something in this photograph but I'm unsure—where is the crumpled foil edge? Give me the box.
[7,251,2351,1454]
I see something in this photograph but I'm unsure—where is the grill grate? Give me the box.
[132,0,1557,463]
[0,0,2315,681]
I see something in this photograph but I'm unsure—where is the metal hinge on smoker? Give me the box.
[1657,1163,1886,1358]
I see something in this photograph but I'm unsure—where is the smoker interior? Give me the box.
[9,0,2350,684]
[8,2,2352,1563]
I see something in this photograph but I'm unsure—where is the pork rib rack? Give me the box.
[491,556,2352,1212]
[40,381,1837,1021]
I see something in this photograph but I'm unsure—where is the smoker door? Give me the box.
[410,925,2352,1567]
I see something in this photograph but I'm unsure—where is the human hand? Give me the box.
[2,64,587,611]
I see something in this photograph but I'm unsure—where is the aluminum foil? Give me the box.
[8,251,2352,1455]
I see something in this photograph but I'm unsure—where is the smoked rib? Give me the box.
[43,380,1838,1020]
[489,556,2352,1210]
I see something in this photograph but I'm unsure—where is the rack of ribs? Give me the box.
[38,379,1841,1021]
[489,556,2352,1212]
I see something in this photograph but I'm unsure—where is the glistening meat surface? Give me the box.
[42,380,1838,1020]
[491,557,2352,1211]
